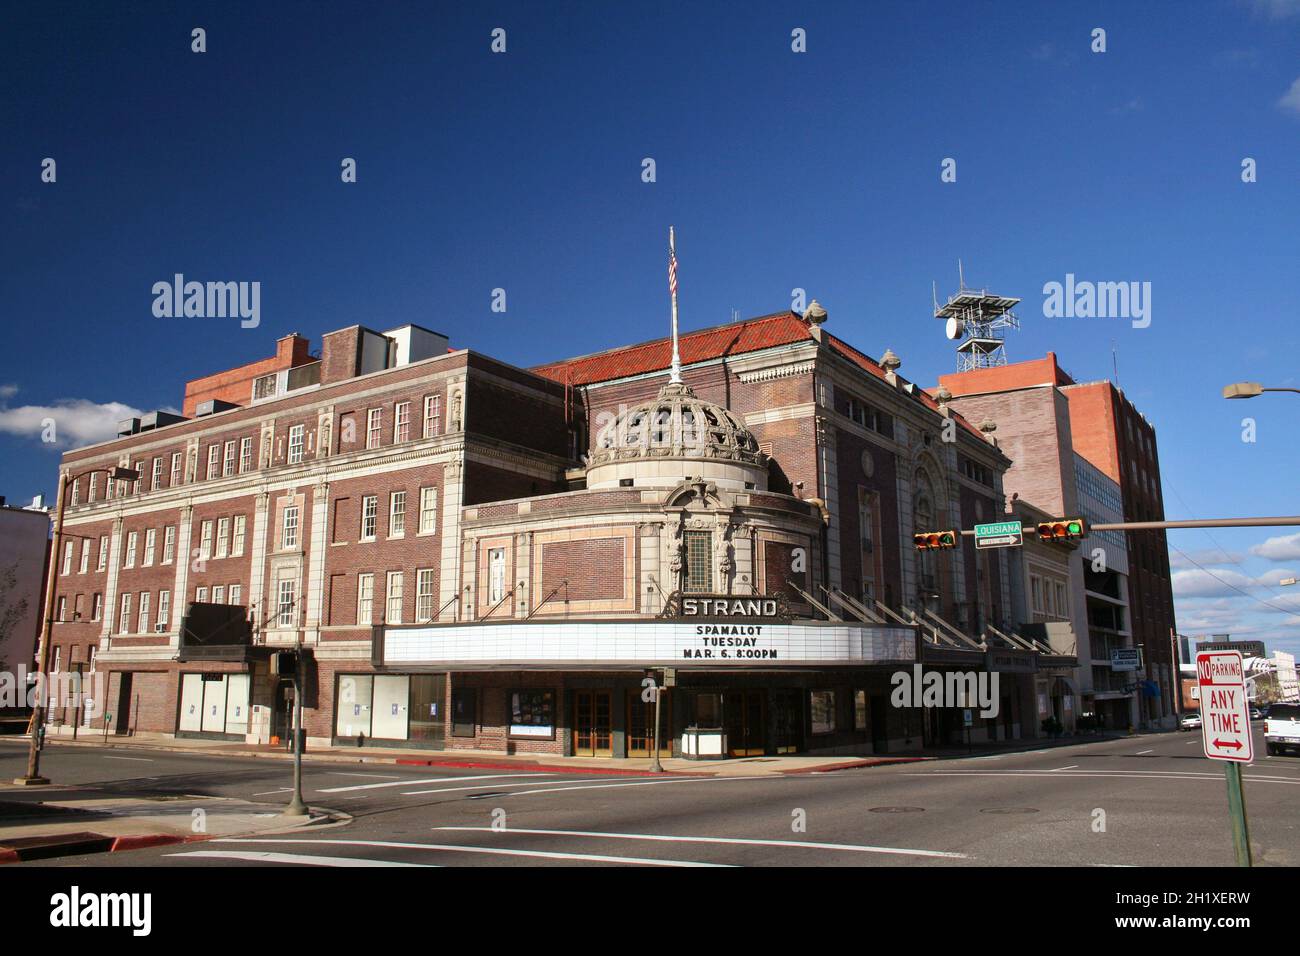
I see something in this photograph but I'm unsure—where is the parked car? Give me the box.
[1179,712,1202,731]
[1250,706,1263,720]
[1265,703,1300,756]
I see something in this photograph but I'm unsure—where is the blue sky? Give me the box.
[3,0,1299,654]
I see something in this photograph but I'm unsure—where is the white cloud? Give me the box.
[0,389,144,449]
[1278,77,1300,115]
[1251,531,1300,561]
[1172,568,1258,598]
[1169,548,1247,569]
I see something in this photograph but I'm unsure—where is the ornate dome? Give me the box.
[589,383,763,468]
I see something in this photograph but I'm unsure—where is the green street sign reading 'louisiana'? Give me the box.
[973,520,1024,550]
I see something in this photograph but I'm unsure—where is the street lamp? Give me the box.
[17,465,139,785]
[1222,382,1300,400]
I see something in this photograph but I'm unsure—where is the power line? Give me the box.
[1168,543,1299,616]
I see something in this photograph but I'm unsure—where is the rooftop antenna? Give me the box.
[1111,340,1120,386]
[934,263,1021,372]
[932,280,939,313]
[668,226,682,385]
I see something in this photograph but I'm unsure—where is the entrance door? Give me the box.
[627,690,672,757]
[771,690,802,754]
[870,695,889,753]
[573,690,613,757]
[725,690,765,757]
[114,672,133,735]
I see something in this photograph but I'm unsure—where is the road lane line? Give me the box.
[435,826,968,859]
[168,850,434,867]
[1136,750,1153,755]
[102,756,154,762]
[909,771,1300,785]
[511,776,770,797]
[402,778,610,796]
[317,772,552,793]
[328,772,402,779]
[213,837,732,867]
[1048,765,1079,772]
[253,788,294,796]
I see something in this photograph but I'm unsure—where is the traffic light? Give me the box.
[1035,518,1088,542]
[914,530,959,550]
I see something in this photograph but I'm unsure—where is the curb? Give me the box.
[779,756,932,774]
[392,757,712,777]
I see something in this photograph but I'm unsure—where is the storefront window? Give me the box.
[854,689,868,731]
[684,531,713,593]
[508,689,555,738]
[409,675,445,743]
[692,692,722,727]
[810,689,836,735]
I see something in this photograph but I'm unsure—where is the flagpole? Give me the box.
[669,226,682,385]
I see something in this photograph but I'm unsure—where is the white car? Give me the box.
[1179,712,1202,731]
[1265,703,1300,756]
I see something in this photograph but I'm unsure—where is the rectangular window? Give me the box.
[133,462,143,495]
[207,445,219,480]
[57,595,66,622]
[488,547,506,603]
[278,580,296,628]
[366,408,382,449]
[62,541,73,576]
[170,452,182,487]
[239,437,252,473]
[138,591,151,633]
[416,569,435,622]
[684,531,713,593]
[389,491,406,537]
[88,473,98,502]
[70,479,80,506]
[394,402,411,443]
[223,440,237,476]
[196,586,208,603]
[229,584,242,607]
[508,689,555,739]
[91,593,103,622]
[254,373,277,400]
[386,571,404,624]
[357,573,374,625]
[119,593,132,633]
[231,515,246,557]
[73,593,85,623]
[152,457,163,490]
[157,590,170,627]
[287,425,305,464]
[216,517,230,559]
[282,506,299,550]
[212,585,225,604]
[1031,576,1042,614]
[854,690,868,732]
[361,496,378,540]
[97,535,108,571]
[810,689,836,735]
[124,532,138,569]
[423,395,441,438]
[199,521,213,561]
[162,526,175,564]
[79,539,90,574]
[419,487,437,535]
[143,529,156,566]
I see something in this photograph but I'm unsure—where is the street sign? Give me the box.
[974,520,1023,550]
[1197,650,1253,763]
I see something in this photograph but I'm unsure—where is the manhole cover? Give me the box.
[979,807,1039,814]
[868,806,925,813]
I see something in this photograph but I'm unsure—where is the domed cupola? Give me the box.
[586,382,768,492]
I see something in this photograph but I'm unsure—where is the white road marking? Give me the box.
[1136,750,1153,755]
[102,756,154,762]
[402,778,609,796]
[1048,765,1078,772]
[327,772,402,779]
[509,776,770,798]
[254,788,294,796]
[435,826,968,859]
[911,770,1300,785]
[214,837,732,867]
[317,772,551,793]
[168,850,434,867]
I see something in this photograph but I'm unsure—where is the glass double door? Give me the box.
[725,690,766,757]
[573,690,612,757]
[627,690,672,757]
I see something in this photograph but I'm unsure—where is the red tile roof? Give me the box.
[532,311,813,386]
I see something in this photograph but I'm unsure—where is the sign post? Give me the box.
[1196,650,1253,866]
[973,520,1024,550]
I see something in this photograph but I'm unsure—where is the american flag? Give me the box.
[668,238,678,298]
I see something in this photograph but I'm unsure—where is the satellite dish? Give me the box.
[945,317,964,341]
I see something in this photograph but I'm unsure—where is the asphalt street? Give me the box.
[2,727,1296,867]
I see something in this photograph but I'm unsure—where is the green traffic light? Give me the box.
[1067,521,1082,535]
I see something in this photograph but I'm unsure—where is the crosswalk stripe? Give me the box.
[317,773,552,793]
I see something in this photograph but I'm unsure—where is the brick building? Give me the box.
[44,305,1071,757]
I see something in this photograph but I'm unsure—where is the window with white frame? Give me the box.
[79,539,90,574]
[282,506,299,550]
[89,473,98,502]
[119,592,132,633]
[357,573,375,624]
[143,528,156,566]
[133,462,143,495]
[124,532,138,569]
[207,445,219,480]
[69,478,79,506]
[416,568,435,622]
[287,425,305,464]
[278,580,297,628]
[419,487,437,534]
[170,452,182,487]
[366,408,382,449]
[162,526,175,564]
[423,395,441,438]
[62,541,73,575]
[212,585,225,604]
[91,592,103,622]
[53,647,61,672]
[231,515,246,557]
[152,457,163,490]
[216,517,230,559]
[157,590,170,627]
[138,591,151,633]
[254,373,277,400]
[229,584,242,606]
[196,586,208,603]
[386,571,404,623]
[97,535,108,571]
[57,596,66,622]
[361,496,378,540]
[199,521,213,560]
[394,402,411,443]
[488,548,506,603]
[389,491,406,537]
[239,437,252,473]
[223,440,237,476]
